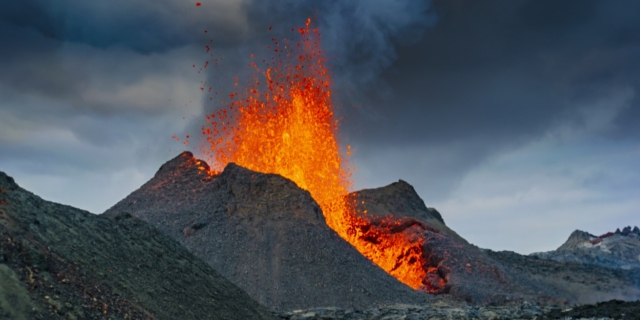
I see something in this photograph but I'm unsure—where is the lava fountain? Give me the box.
[190,18,445,293]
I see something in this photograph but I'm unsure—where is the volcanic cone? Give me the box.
[104,152,431,310]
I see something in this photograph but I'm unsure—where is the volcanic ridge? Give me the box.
[0,170,276,320]
[104,151,603,309]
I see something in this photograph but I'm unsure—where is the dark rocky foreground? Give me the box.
[543,299,640,320]
[0,170,276,319]
[104,152,432,310]
[274,300,640,319]
[276,304,554,320]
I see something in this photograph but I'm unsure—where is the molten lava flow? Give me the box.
[194,18,445,292]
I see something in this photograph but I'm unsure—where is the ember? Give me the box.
[190,18,445,292]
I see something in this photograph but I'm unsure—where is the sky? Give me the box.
[1,0,638,254]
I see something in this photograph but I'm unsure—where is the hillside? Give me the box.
[0,170,276,320]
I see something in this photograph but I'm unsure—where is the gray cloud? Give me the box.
[0,0,212,207]
[0,0,248,53]
[338,0,640,203]
[352,0,640,145]
[191,0,436,102]
[1,0,638,252]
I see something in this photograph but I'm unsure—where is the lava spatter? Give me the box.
[191,18,446,292]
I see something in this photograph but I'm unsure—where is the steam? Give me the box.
[202,0,435,112]
[247,0,436,87]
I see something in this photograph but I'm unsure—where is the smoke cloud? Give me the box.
[1,0,639,253]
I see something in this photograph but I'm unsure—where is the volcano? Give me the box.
[102,16,640,312]
[104,152,569,309]
[104,152,432,310]
[185,17,474,294]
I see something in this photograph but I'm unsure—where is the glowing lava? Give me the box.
[192,18,445,292]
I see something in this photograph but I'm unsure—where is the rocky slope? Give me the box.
[531,227,640,270]
[0,170,277,320]
[352,180,463,242]
[351,182,556,304]
[353,180,640,305]
[104,152,431,311]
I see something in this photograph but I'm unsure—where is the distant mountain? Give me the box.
[0,170,276,320]
[530,227,640,270]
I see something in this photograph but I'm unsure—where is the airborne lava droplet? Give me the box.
[192,18,445,293]
[195,2,201,6]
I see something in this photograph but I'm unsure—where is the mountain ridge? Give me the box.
[531,226,640,270]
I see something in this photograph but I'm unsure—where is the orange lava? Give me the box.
[194,18,443,292]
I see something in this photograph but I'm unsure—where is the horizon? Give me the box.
[1,0,639,254]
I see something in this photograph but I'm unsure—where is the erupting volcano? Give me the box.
[186,18,445,292]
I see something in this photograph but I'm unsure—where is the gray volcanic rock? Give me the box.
[276,300,640,320]
[531,227,640,270]
[350,182,556,305]
[351,180,465,242]
[276,302,551,320]
[557,230,599,251]
[0,170,277,320]
[354,180,445,223]
[104,152,431,311]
